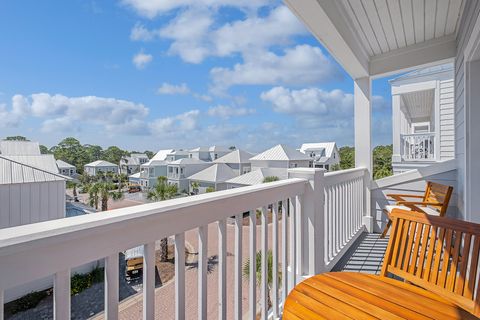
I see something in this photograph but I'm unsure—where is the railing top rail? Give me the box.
[324,167,366,186]
[401,132,436,137]
[0,178,307,289]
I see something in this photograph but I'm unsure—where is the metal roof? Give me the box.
[3,155,59,173]
[214,149,255,164]
[225,168,288,186]
[0,141,41,156]
[56,159,75,169]
[250,144,311,161]
[299,142,337,159]
[188,163,237,183]
[0,156,66,184]
[84,160,118,167]
[151,149,174,162]
[169,158,208,165]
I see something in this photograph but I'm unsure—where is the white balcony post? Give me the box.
[288,168,326,276]
[392,94,402,163]
[354,77,374,233]
[105,254,119,320]
[54,269,71,320]
[0,289,4,320]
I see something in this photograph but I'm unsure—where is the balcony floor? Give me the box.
[332,233,389,274]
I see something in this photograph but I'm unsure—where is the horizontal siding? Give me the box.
[439,78,455,160]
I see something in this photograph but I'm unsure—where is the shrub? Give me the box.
[71,265,104,295]
[8,290,48,314]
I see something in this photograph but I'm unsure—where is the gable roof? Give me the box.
[85,160,118,167]
[56,159,75,169]
[299,142,337,157]
[0,141,41,156]
[0,156,66,184]
[214,149,255,164]
[151,149,174,162]
[169,158,208,165]
[188,163,237,183]
[3,155,59,173]
[225,168,287,186]
[250,144,311,161]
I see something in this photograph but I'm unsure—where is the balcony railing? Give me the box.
[401,132,436,161]
[0,167,367,319]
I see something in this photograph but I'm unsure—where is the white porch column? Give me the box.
[392,94,402,163]
[288,168,326,275]
[354,77,374,232]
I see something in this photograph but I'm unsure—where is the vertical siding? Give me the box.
[455,1,480,218]
[0,180,65,229]
[439,79,455,159]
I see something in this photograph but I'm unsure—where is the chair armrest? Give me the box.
[396,201,443,206]
[387,194,424,199]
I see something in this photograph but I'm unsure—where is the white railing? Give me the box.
[323,168,366,267]
[0,167,369,320]
[401,132,436,160]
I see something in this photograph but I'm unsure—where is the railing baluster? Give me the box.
[218,219,227,320]
[198,225,208,320]
[105,253,119,320]
[249,210,256,320]
[0,289,3,320]
[143,242,155,320]
[329,186,333,261]
[234,214,243,320]
[289,197,297,290]
[54,269,70,320]
[261,206,268,320]
[281,200,288,308]
[272,202,279,318]
[295,195,303,280]
[175,233,185,320]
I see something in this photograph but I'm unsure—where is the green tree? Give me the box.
[39,145,50,154]
[263,176,279,183]
[191,181,200,195]
[4,136,29,141]
[84,144,103,162]
[86,181,122,211]
[102,146,128,165]
[206,186,215,193]
[52,137,89,173]
[373,145,393,179]
[144,150,154,159]
[147,176,178,261]
[242,250,280,311]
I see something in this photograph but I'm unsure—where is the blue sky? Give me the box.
[0,0,394,152]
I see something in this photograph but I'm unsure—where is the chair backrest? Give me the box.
[422,181,454,216]
[381,209,480,317]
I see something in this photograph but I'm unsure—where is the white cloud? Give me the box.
[193,93,213,102]
[149,109,200,134]
[207,105,255,119]
[132,51,153,69]
[130,23,156,41]
[211,45,340,94]
[157,82,190,95]
[121,0,272,19]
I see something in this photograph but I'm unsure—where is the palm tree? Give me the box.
[263,176,279,183]
[242,250,281,313]
[86,182,123,211]
[66,181,79,201]
[191,181,200,195]
[147,176,178,261]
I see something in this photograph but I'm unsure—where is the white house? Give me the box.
[189,146,230,161]
[139,149,190,189]
[299,142,340,170]
[188,163,237,194]
[250,144,312,170]
[119,153,149,175]
[56,159,76,177]
[225,167,288,188]
[390,64,455,174]
[84,160,118,176]
[213,149,255,175]
[167,158,213,192]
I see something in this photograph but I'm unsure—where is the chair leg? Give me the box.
[380,219,392,239]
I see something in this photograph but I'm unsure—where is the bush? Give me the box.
[8,290,48,314]
[71,266,104,295]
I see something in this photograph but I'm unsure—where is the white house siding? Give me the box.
[371,168,457,233]
[454,0,480,219]
[0,180,65,229]
[251,160,311,170]
[439,79,455,160]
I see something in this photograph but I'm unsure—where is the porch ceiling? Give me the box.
[401,89,434,119]
[285,0,464,78]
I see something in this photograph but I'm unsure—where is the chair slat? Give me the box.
[430,228,446,284]
[403,222,418,271]
[423,226,438,281]
[438,229,453,287]
[415,224,430,277]
[465,236,480,300]
[391,219,406,267]
[397,220,411,269]
[455,233,472,295]
[446,231,462,291]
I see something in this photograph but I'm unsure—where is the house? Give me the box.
[213,149,255,175]
[84,160,118,176]
[249,144,312,170]
[167,158,213,192]
[299,142,339,170]
[119,153,149,175]
[225,167,288,188]
[188,163,237,194]
[139,149,189,189]
[56,159,76,177]
[390,64,455,174]
[189,146,230,161]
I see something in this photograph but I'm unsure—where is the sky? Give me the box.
[0,0,395,152]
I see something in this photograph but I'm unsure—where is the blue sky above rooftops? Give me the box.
[0,0,394,152]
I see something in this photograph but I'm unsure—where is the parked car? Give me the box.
[128,185,142,193]
[124,246,143,279]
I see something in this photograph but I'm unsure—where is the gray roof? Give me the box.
[121,154,148,166]
[85,160,118,167]
[169,158,208,165]
[226,168,288,186]
[250,144,311,161]
[188,164,237,183]
[389,63,454,85]
[299,142,337,161]
[56,159,75,169]
[0,141,41,156]
[0,156,66,184]
[214,149,255,164]
[3,155,59,173]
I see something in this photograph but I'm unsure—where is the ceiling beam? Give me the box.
[284,0,370,79]
[370,36,457,79]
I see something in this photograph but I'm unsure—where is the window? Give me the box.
[325,164,329,170]
[214,153,218,160]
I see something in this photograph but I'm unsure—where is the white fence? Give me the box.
[401,132,436,160]
[0,167,368,320]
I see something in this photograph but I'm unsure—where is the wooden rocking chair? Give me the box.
[380,181,453,238]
